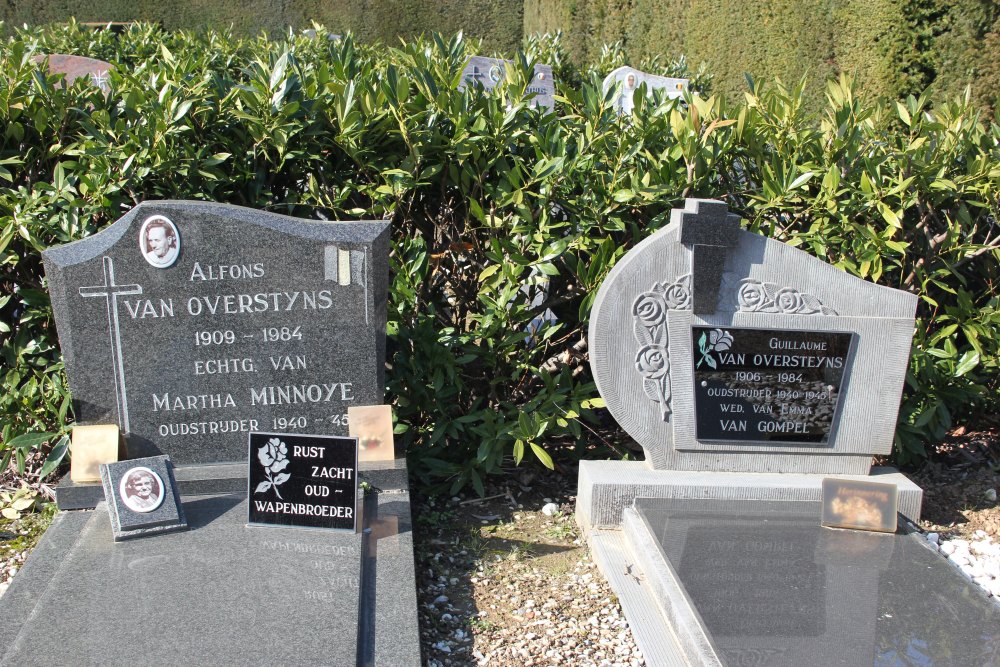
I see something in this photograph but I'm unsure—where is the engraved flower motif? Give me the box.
[635,344,670,379]
[738,282,767,311]
[258,437,288,473]
[663,282,691,310]
[697,329,734,369]
[707,328,734,352]
[774,288,804,313]
[256,437,291,499]
[633,292,667,326]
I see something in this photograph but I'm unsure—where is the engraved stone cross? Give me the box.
[676,199,741,314]
[79,256,142,433]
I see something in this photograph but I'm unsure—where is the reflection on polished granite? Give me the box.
[636,498,1000,667]
[1,494,362,665]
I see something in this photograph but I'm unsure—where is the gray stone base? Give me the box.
[56,458,411,510]
[587,528,691,667]
[576,460,923,531]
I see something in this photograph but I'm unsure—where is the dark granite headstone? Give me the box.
[32,54,114,94]
[43,201,390,466]
[248,432,358,531]
[99,455,187,540]
[459,56,556,111]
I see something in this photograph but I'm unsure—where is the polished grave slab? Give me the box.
[0,491,419,666]
[627,498,1000,667]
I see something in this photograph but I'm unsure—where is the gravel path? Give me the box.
[421,548,644,666]
[932,530,1000,600]
[414,478,647,667]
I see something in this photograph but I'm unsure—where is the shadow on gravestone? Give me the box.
[621,497,1000,667]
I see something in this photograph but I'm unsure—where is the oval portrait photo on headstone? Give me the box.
[118,466,165,513]
[138,215,180,268]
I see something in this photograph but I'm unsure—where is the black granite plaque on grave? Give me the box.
[248,432,358,531]
[679,524,824,637]
[692,327,853,444]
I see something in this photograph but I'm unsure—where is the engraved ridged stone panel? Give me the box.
[589,199,918,474]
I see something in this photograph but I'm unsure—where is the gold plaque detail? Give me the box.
[348,405,396,462]
[70,424,122,483]
[821,478,898,533]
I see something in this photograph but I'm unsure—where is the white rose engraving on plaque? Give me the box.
[255,437,291,499]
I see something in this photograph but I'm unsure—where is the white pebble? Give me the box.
[926,532,939,544]
[965,563,985,579]
[940,542,957,555]
[542,503,560,516]
[972,541,992,556]
[984,489,997,502]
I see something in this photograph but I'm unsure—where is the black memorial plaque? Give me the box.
[248,432,358,531]
[692,327,853,444]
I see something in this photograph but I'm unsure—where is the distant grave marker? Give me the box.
[459,56,556,110]
[32,54,114,93]
[602,65,688,115]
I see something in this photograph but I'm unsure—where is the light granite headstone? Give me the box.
[459,56,556,111]
[32,54,114,94]
[43,201,390,466]
[602,65,688,115]
[578,198,923,529]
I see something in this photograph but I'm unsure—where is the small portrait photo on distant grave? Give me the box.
[118,466,165,513]
[139,215,180,268]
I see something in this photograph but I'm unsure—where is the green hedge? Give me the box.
[525,0,1000,114]
[1,1,522,53]
[1,24,997,491]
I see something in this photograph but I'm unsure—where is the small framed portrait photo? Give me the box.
[138,214,180,268]
[118,466,165,513]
